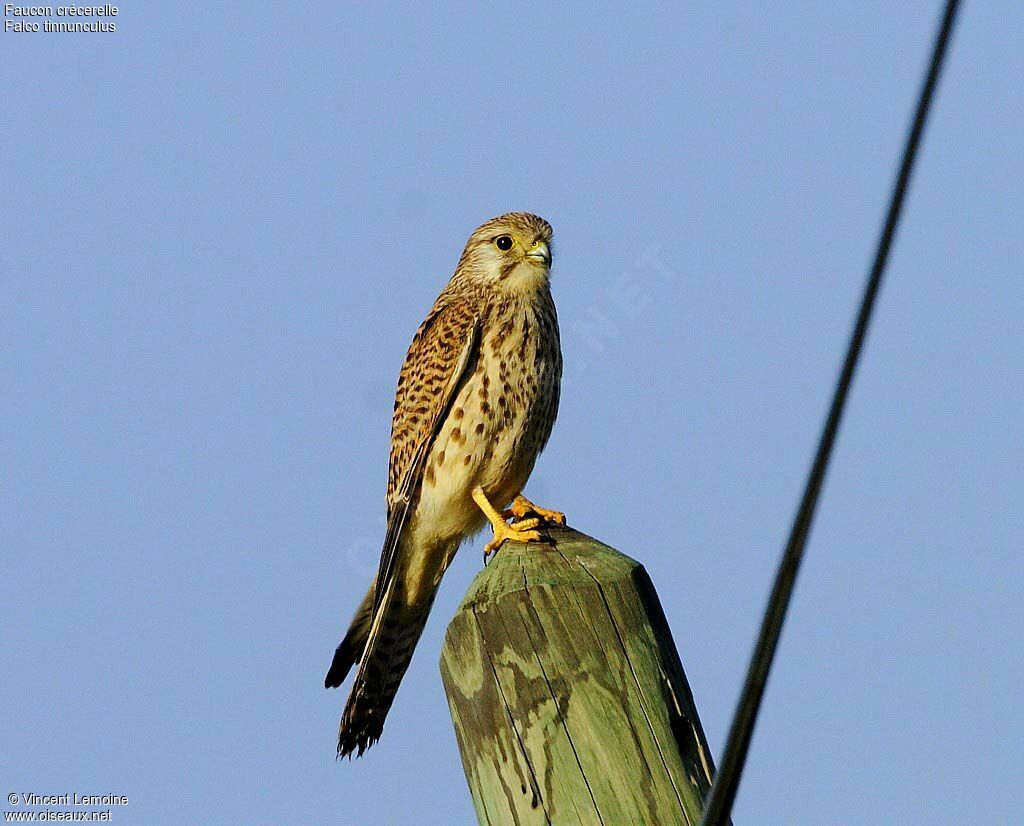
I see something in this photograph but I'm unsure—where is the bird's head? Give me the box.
[454,212,554,294]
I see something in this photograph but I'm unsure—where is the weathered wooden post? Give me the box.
[440,526,724,825]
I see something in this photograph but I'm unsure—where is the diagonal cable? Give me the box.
[699,3,962,824]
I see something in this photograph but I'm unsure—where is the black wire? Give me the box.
[698,3,962,824]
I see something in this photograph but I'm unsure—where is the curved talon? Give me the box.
[537,507,566,526]
[473,486,553,563]
[504,494,566,526]
[484,522,543,558]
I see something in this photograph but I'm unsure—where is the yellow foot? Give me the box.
[472,486,549,562]
[503,494,566,527]
[483,518,543,558]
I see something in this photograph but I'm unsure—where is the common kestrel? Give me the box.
[325,212,565,758]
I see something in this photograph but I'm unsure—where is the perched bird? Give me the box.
[325,212,565,758]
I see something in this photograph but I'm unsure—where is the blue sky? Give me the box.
[3,3,1022,824]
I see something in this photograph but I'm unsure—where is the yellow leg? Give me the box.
[503,494,566,527]
[472,486,543,559]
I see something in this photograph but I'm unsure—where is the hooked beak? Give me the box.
[526,241,551,266]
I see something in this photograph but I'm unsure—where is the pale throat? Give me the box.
[499,261,550,296]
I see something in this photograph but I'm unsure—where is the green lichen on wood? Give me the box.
[440,527,724,826]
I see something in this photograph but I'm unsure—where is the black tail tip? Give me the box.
[336,729,381,759]
[335,703,385,759]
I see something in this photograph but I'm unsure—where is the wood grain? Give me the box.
[440,527,724,825]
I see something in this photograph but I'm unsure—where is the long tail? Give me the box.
[326,540,454,758]
[336,589,436,758]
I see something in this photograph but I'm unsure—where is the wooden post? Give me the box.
[440,526,724,825]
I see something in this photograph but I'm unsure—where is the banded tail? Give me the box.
[325,545,447,758]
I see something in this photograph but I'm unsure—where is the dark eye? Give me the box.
[494,235,513,251]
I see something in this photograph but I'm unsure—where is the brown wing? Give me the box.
[372,296,481,609]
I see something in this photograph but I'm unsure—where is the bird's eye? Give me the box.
[494,235,514,251]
